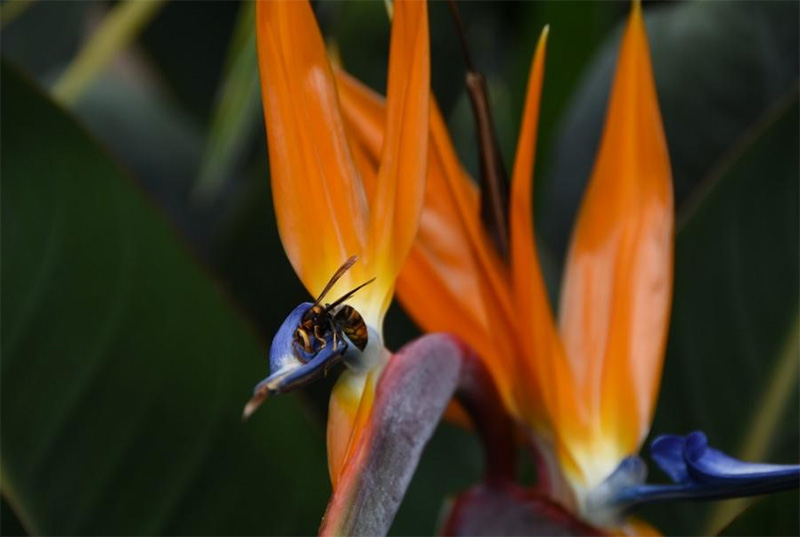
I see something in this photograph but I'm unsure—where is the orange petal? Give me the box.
[507,29,588,490]
[404,97,521,408]
[362,0,430,325]
[336,70,383,206]
[336,70,384,169]
[326,0,430,487]
[327,368,377,488]
[558,1,673,487]
[508,27,568,427]
[337,71,523,414]
[255,0,368,298]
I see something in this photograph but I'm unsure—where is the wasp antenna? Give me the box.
[313,255,359,306]
[325,277,376,312]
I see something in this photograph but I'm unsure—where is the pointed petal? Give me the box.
[508,26,552,421]
[336,71,521,414]
[508,28,586,469]
[558,2,674,484]
[361,0,430,325]
[323,0,430,488]
[255,0,368,297]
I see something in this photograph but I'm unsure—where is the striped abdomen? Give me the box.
[335,305,368,351]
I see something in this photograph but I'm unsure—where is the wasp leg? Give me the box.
[328,316,339,351]
[313,324,326,350]
[296,327,314,354]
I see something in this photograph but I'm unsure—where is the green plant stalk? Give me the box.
[52,0,166,105]
[191,0,259,205]
[704,311,800,534]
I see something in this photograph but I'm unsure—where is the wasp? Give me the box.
[293,255,373,359]
[244,256,373,419]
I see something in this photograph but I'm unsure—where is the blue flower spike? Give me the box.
[600,431,799,519]
[650,431,800,499]
[242,303,353,420]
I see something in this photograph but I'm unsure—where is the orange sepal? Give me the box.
[558,1,674,484]
[255,0,368,298]
[362,0,430,324]
[325,0,430,487]
[327,369,378,488]
[336,70,521,415]
[508,26,582,437]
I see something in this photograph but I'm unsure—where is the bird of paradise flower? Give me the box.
[246,0,799,534]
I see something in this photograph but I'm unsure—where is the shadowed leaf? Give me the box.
[0,62,330,535]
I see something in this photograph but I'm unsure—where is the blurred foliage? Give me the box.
[192,1,260,205]
[718,490,800,537]
[1,63,329,534]
[1,1,797,535]
[52,0,166,104]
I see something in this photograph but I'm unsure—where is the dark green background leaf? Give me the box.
[644,97,799,536]
[0,62,330,535]
[718,490,800,537]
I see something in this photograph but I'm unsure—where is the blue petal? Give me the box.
[254,342,344,395]
[683,431,799,486]
[650,434,690,483]
[259,301,349,395]
[611,431,799,510]
[242,302,350,419]
[268,302,314,374]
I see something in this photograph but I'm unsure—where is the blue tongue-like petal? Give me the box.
[681,431,799,486]
[242,302,351,419]
[610,431,799,512]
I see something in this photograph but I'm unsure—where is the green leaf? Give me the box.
[140,1,241,123]
[192,0,261,206]
[0,61,330,535]
[645,96,799,536]
[717,490,800,537]
[73,71,204,209]
[1,496,27,537]
[0,1,88,82]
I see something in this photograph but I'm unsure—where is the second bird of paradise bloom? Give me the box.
[247,0,800,534]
